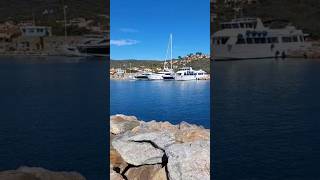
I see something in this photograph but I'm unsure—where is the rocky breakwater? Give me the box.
[0,166,86,180]
[110,114,210,180]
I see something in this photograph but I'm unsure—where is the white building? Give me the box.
[20,26,52,37]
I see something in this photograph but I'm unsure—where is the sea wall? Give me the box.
[0,166,86,180]
[110,114,210,180]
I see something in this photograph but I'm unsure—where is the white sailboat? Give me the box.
[148,34,175,80]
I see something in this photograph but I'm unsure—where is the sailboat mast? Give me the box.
[170,33,173,70]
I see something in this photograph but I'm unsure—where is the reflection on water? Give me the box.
[111,80,210,127]
[214,58,320,180]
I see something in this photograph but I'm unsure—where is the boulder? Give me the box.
[166,141,210,180]
[110,149,125,167]
[127,131,175,149]
[151,167,167,180]
[0,170,39,180]
[175,128,210,143]
[110,169,124,180]
[132,120,178,133]
[110,114,140,135]
[125,164,164,180]
[17,167,86,180]
[0,167,86,180]
[112,134,164,166]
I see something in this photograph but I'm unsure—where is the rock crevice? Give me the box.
[110,114,210,180]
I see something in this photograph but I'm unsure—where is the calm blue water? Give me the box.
[0,56,108,180]
[213,58,320,180]
[111,80,210,127]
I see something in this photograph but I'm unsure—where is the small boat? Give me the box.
[175,67,197,81]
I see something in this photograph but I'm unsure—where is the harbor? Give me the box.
[111,34,210,81]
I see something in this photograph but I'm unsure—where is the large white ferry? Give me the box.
[212,18,311,60]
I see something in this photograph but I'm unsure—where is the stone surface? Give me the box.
[151,167,167,180]
[127,131,175,149]
[110,149,125,167]
[125,164,164,180]
[112,134,164,166]
[0,171,39,180]
[110,115,211,180]
[110,114,140,135]
[166,141,210,180]
[175,128,210,143]
[110,169,124,180]
[0,167,86,180]
[132,120,178,133]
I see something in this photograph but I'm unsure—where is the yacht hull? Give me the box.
[175,75,196,81]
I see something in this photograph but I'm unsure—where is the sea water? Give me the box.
[111,79,210,128]
[213,58,320,180]
[0,56,108,180]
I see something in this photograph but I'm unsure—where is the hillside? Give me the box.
[213,0,320,39]
[111,59,211,73]
[0,0,108,22]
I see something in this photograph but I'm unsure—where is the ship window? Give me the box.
[246,23,253,28]
[221,37,229,44]
[224,24,231,29]
[236,38,245,44]
[282,37,291,43]
[270,37,279,43]
[246,38,253,44]
[261,38,266,44]
[232,23,239,28]
[292,36,298,42]
[240,23,245,28]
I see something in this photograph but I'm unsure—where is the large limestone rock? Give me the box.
[124,164,165,180]
[166,141,210,180]
[110,115,211,180]
[132,120,178,133]
[151,167,167,180]
[127,131,175,149]
[110,114,140,135]
[175,128,210,143]
[110,149,125,167]
[112,133,164,166]
[0,167,86,180]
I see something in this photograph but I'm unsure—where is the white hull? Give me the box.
[213,43,311,60]
[175,75,196,81]
[196,74,209,80]
[148,74,164,80]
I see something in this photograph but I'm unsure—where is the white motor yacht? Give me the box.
[175,67,197,81]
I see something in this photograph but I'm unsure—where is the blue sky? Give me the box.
[110,0,210,60]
